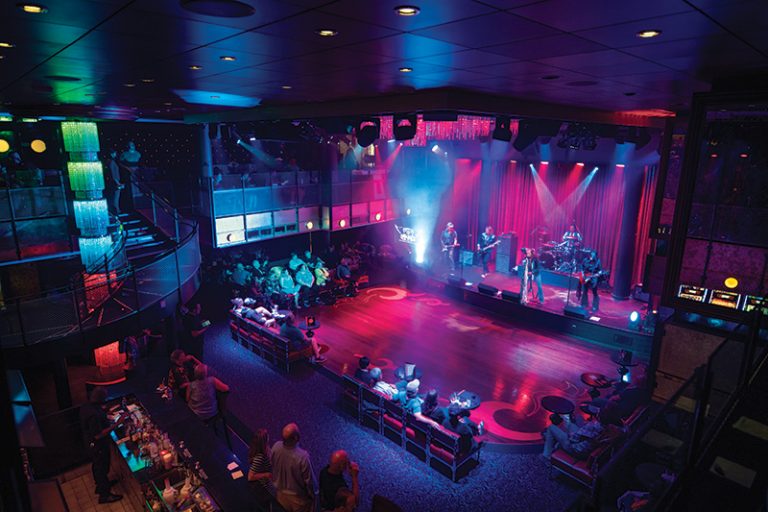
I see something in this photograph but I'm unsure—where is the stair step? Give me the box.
[126,240,166,252]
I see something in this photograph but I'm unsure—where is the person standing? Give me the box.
[519,248,545,303]
[181,303,209,361]
[79,386,123,504]
[579,250,603,312]
[477,225,497,278]
[318,450,360,512]
[103,149,123,214]
[440,222,458,272]
[271,423,316,512]
[248,429,277,510]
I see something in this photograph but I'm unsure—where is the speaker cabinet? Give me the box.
[478,283,499,296]
[501,290,521,303]
[563,304,588,319]
[447,276,466,287]
[496,233,518,273]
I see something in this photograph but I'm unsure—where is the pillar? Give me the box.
[612,167,644,299]
[199,123,213,178]
[53,358,72,409]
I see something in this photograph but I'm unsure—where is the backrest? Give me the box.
[361,387,384,408]
[381,397,405,419]
[430,426,460,452]
[405,413,431,437]
[342,375,361,398]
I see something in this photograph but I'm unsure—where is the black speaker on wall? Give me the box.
[478,283,499,296]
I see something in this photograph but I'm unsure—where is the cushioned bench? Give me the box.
[229,312,313,372]
[341,375,482,481]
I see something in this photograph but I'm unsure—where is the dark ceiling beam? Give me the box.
[184,87,669,128]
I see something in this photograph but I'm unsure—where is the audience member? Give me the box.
[400,380,441,429]
[442,405,478,453]
[280,314,326,363]
[248,428,276,510]
[181,303,209,360]
[542,410,610,459]
[318,450,359,511]
[422,389,447,423]
[186,364,229,421]
[369,367,398,399]
[288,252,305,272]
[353,356,374,386]
[103,149,123,214]
[79,386,124,503]
[168,349,200,393]
[271,423,316,512]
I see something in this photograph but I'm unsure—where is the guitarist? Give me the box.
[441,222,459,272]
[477,225,498,278]
[579,250,603,312]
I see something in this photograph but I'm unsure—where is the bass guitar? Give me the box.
[476,240,501,254]
[579,270,610,287]
[442,242,459,252]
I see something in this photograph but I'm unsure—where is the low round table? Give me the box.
[581,372,612,399]
[541,395,575,415]
[450,390,481,410]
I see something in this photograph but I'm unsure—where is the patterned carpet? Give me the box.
[202,322,583,512]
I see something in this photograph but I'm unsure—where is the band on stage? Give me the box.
[437,221,608,311]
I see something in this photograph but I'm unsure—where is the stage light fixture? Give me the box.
[540,161,549,165]
[492,115,512,142]
[281,85,292,90]
[0,42,16,48]
[0,139,9,152]
[18,3,48,13]
[724,277,738,289]
[576,162,584,167]
[357,118,380,147]
[305,221,314,230]
[30,139,46,153]
[431,144,440,153]
[628,311,641,330]
[316,29,338,37]
[393,113,417,141]
[739,153,748,158]
[395,5,420,16]
[375,212,382,221]
[513,118,561,151]
[338,219,346,228]
[142,78,155,83]
[405,208,411,216]
[123,83,135,87]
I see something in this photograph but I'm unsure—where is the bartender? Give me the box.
[80,386,125,504]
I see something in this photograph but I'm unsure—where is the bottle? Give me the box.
[162,478,178,506]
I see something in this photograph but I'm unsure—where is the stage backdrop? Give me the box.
[482,161,657,286]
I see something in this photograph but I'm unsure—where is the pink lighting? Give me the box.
[739,153,748,158]
[540,161,549,165]
[710,153,718,158]
[575,162,584,167]
[375,212,382,221]
[616,164,625,169]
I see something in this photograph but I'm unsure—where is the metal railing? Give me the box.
[0,172,200,349]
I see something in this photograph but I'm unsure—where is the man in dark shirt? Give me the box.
[318,450,359,511]
[79,386,123,503]
[519,248,544,303]
[181,303,208,360]
[441,405,478,454]
[167,349,200,395]
[353,356,374,386]
[440,222,458,272]
[579,251,603,312]
[477,225,497,277]
[280,314,326,363]
[103,149,123,214]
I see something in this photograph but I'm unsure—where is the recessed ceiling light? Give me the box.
[316,29,338,37]
[636,29,661,39]
[141,78,155,83]
[399,67,413,73]
[0,42,15,48]
[123,83,136,87]
[163,102,173,106]
[220,55,236,61]
[189,65,203,70]
[394,5,420,16]
[281,85,292,90]
[541,75,560,80]
[17,3,47,14]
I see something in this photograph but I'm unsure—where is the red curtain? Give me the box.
[487,161,641,284]
[633,165,658,285]
[434,158,481,251]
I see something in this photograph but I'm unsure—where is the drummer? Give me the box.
[562,223,583,248]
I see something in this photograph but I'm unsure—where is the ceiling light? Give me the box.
[141,78,155,83]
[394,5,420,16]
[18,3,48,13]
[0,42,16,48]
[30,139,46,153]
[399,67,413,73]
[281,85,292,90]
[636,29,661,39]
[316,29,338,37]
[189,65,203,70]
[163,102,173,106]
[123,83,135,87]
[220,55,236,61]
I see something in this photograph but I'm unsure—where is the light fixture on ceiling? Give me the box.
[281,85,292,90]
[636,29,661,39]
[181,0,254,17]
[399,67,413,73]
[123,83,136,87]
[189,65,203,70]
[394,5,420,16]
[163,102,173,106]
[220,55,236,61]
[30,139,46,153]
[0,42,16,48]
[316,29,338,37]
[141,78,155,83]
[17,3,48,13]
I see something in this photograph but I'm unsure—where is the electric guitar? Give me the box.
[442,242,459,252]
[579,270,610,287]
[476,239,501,254]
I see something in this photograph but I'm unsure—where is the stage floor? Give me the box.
[305,285,631,450]
[444,265,649,334]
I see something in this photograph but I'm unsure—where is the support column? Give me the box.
[199,123,213,178]
[53,358,72,409]
[612,167,644,299]
[477,159,493,235]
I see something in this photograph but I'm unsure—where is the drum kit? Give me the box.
[538,240,592,273]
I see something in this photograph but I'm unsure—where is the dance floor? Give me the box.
[304,285,631,450]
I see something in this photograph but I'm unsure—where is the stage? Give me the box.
[303,283,651,452]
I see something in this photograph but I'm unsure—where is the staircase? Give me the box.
[117,212,174,265]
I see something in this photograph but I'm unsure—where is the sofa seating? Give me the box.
[229,312,313,371]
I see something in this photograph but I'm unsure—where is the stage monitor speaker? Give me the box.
[563,304,588,319]
[478,283,499,296]
[447,276,466,288]
[501,290,521,303]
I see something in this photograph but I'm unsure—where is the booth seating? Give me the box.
[229,311,313,372]
[342,375,482,481]
[549,405,649,492]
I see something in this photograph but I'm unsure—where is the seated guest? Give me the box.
[353,356,374,386]
[394,362,422,391]
[168,349,200,393]
[234,298,277,328]
[442,405,478,453]
[422,389,447,423]
[279,268,302,309]
[329,488,356,512]
[369,367,398,399]
[280,314,326,363]
[319,450,359,512]
[542,410,610,459]
[590,373,650,425]
[401,380,441,429]
[248,428,276,509]
[288,252,305,273]
[186,364,229,421]
[336,258,353,282]
[295,263,316,307]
